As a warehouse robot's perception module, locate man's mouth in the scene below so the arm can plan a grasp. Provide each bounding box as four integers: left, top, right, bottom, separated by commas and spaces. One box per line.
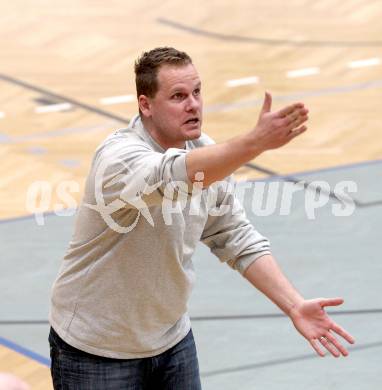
184, 118, 199, 125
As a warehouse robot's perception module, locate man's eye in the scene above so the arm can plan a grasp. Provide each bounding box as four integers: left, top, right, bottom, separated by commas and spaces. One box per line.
172, 93, 183, 100
193, 88, 200, 96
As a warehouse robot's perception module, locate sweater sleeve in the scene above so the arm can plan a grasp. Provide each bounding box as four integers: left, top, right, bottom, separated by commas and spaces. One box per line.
200, 177, 271, 275
91, 139, 193, 209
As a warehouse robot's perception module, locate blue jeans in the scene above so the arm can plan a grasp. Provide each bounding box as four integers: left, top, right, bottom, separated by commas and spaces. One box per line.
49, 327, 202, 390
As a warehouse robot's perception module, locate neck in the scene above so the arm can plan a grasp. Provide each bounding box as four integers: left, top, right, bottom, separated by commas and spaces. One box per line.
141, 116, 185, 150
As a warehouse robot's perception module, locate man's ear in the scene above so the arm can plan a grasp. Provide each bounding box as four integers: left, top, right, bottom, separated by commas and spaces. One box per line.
138, 95, 151, 118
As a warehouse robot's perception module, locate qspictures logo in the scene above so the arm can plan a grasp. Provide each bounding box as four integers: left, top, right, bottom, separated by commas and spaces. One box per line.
83, 157, 164, 233
25, 154, 358, 230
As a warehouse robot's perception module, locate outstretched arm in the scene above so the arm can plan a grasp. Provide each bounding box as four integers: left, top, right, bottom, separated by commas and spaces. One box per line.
186, 92, 308, 187
243, 254, 355, 357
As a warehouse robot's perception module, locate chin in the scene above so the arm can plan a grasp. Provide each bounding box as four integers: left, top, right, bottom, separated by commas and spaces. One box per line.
185, 128, 201, 140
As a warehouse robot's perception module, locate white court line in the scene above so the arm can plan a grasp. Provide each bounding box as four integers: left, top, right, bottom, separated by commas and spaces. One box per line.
348, 58, 381, 69
100, 95, 135, 105
0, 112, 5, 119
35, 103, 72, 113
226, 76, 259, 87
287, 67, 320, 78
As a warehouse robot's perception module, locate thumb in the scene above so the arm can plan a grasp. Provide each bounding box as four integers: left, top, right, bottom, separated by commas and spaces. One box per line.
320, 297, 344, 308
260, 91, 272, 115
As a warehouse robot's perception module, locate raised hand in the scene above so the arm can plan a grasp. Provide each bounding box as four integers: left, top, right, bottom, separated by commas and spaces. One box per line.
289, 297, 355, 357
252, 92, 309, 151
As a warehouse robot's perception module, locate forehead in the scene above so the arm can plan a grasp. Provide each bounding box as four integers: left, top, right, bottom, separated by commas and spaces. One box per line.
156, 64, 200, 92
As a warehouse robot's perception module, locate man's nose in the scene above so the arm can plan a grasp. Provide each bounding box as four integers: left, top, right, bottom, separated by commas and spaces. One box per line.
185, 95, 200, 111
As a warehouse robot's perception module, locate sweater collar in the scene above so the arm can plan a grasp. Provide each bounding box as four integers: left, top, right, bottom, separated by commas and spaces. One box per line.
130, 114, 189, 152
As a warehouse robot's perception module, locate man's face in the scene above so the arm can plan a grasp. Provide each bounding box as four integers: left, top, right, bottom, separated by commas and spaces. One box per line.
141, 63, 203, 149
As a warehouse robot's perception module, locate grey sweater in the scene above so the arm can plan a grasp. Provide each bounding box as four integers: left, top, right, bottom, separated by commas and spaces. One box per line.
49, 115, 271, 358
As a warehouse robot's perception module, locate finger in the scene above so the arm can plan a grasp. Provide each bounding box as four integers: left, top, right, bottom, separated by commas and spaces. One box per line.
287, 125, 307, 140
325, 331, 349, 357
260, 92, 272, 115
286, 115, 308, 132
277, 113, 308, 131
289, 108, 309, 123
276, 102, 304, 118
319, 337, 340, 358
286, 107, 309, 121
320, 297, 344, 308
331, 323, 355, 344
309, 339, 325, 357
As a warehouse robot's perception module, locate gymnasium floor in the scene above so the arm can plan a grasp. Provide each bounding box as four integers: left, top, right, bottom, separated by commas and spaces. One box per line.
1, 1, 381, 389
1, 160, 382, 389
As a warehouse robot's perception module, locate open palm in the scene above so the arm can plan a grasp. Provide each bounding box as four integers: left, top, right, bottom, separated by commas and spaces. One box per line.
290, 298, 355, 357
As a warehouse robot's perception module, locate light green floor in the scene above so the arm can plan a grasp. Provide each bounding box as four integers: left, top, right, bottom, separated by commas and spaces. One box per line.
1, 160, 381, 389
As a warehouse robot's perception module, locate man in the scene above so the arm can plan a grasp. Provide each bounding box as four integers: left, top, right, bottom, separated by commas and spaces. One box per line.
49, 47, 355, 389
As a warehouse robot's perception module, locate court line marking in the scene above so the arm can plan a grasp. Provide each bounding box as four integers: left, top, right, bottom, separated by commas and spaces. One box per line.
35, 102, 72, 113
0, 327, 379, 374
201, 341, 382, 377
1, 72, 381, 186
276, 157, 382, 178
245, 159, 382, 208
0, 335, 50, 367
157, 18, 382, 47
1, 158, 381, 224
348, 57, 381, 69
244, 163, 357, 206
1, 72, 381, 121
3, 308, 380, 325
286, 67, 320, 78
100, 95, 135, 105
0, 73, 130, 123
244, 158, 382, 207
0, 122, 116, 144
205, 78, 382, 113
192, 308, 382, 320
226, 76, 259, 87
